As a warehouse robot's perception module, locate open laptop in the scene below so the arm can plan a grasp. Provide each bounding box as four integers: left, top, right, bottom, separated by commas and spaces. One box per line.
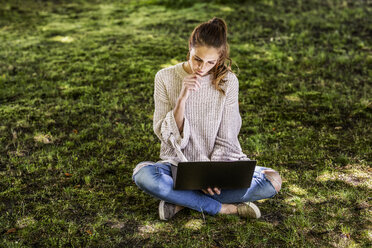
171, 160, 257, 190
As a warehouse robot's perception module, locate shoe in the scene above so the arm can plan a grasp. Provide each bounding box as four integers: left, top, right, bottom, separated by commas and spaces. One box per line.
236, 202, 261, 219
159, 201, 177, 220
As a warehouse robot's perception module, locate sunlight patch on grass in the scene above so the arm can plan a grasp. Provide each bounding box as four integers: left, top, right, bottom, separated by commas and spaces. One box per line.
58, 83, 70, 90
5, 36, 40, 48
127, 5, 168, 27
41, 21, 81, 33
0, 105, 33, 114
16, 216, 36, 229
250, 78, 264, 87
288, 185, 307, 196
306, 194, 328, 204
59, 85, 97, 99
138, 224, 157, 234
360, 99, 371, 108
252, 53, 264, 60
219, 6, 233, 12
50, 36, 75, 43
99, 3, 116, 15
285, 93, 301, 102
184, 219, 203, 230
137, 221, 165, 238
340, 165, 371, 187
16, 119, 30, 129
362, 228, 372, 243
34, 133, 53, 144
160, 58, 181, 68
316, 170, 333, 182
316, 166, 371, 189
8, 150, 26, 157
284, 195, 305, 207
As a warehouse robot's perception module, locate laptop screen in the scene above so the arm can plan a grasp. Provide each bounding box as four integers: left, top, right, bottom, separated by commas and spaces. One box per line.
172, 160, 257, 190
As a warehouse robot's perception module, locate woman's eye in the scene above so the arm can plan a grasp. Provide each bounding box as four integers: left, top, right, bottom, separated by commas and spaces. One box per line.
209, 62, 214, 64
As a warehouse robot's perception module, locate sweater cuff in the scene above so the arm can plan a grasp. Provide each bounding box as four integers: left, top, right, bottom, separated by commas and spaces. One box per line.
179, 116, 190, 149
162, 109, 191, 149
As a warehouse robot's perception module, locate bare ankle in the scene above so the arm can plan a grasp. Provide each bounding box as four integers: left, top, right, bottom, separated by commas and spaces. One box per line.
175, 205, 184, 213
219, 204, 238, 215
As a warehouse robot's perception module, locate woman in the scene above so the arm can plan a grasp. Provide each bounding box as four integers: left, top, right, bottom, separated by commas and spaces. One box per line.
132, 17, 282, 220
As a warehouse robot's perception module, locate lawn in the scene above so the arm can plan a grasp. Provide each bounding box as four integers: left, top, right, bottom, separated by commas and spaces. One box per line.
0, 0, 371, 247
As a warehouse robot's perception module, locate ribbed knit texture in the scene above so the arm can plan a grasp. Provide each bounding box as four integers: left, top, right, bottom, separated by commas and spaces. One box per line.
133, 62, 250, 176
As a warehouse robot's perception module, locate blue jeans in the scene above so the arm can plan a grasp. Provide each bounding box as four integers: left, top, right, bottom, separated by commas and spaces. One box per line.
133, 162, 278, 215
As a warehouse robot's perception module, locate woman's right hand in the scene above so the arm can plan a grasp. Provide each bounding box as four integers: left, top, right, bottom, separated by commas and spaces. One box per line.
178, 74, 201, 101
202, 187, 221, 196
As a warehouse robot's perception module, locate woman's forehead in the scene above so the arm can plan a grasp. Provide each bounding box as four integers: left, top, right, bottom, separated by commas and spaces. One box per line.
191, 46, 219, 61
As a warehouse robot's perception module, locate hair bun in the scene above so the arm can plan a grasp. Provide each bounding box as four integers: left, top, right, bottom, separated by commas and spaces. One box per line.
210, 17, 227, 31
211, 17, 223, 25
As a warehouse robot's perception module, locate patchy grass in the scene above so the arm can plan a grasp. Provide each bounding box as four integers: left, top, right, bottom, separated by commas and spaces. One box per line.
0, 0, 371, 247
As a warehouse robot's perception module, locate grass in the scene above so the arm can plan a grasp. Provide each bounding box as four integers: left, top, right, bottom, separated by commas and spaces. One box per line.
0, 0, 371, 247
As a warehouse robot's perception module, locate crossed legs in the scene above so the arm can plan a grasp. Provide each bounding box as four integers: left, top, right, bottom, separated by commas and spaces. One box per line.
133, 162, 282, 216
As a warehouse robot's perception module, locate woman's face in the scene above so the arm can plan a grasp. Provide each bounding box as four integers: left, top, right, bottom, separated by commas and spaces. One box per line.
188, 46, 220, 76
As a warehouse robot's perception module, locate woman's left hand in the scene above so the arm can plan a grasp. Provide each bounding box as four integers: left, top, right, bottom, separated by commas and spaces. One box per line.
202, 187, 221, 195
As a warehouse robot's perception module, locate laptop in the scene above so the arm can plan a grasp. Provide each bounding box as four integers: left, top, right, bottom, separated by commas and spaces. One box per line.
171, 160, 257, 190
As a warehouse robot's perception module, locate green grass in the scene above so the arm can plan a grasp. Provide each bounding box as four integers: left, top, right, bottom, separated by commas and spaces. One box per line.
0, 0, 371, 247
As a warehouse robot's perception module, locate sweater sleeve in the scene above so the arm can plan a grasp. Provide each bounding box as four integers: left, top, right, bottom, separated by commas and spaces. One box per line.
210, 74, 250, 161
153, 71, 191, 150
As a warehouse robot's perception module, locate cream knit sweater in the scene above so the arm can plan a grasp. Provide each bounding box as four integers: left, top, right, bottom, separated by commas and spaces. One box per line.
133, 62, 250, 176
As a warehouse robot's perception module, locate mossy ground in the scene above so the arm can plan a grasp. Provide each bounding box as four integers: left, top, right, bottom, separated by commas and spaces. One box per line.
0, 0, 371, 247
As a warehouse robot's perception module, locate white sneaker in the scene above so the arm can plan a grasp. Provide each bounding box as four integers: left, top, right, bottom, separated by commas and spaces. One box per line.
236, 202, 261, 218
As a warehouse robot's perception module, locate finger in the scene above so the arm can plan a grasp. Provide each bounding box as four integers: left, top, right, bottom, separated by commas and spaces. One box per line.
184, 83, 198, 91
194, 79, 201, 88
185, 80, 199, 88
185, 78, 200, 87
202, 189, 208, 194
214, 187, 221, 195
187, 84, 199, 91
187, 75, 199, 82
188, 86, 198, 91
191, 82, 200, 89
185, 74, 197, 80
188, 79, 201, 89
207, 188, 214, 195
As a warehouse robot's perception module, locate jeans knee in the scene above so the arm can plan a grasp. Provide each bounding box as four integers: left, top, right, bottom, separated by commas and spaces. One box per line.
133, 166, 156, 192
133, 171, 145, 189
133, 166, 172, 197
263, 170, 282, 193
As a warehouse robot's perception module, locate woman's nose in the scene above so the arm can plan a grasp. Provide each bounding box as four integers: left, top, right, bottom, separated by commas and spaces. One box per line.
198, 62, 206, 70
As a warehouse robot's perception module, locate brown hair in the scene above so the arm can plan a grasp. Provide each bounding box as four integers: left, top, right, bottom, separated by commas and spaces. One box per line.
186, 17, 238, 96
